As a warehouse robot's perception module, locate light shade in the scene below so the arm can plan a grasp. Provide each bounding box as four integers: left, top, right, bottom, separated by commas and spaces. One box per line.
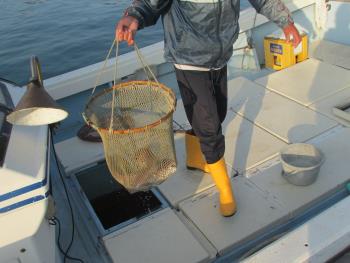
7, 56, 68, 126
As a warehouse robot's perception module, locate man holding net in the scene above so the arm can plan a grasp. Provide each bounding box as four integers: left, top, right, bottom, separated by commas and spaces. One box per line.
116, 0, 301, 217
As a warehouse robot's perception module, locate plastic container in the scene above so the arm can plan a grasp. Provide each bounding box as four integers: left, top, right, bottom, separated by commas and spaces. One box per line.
264, 33, 308, 70
280, 143, 325, 186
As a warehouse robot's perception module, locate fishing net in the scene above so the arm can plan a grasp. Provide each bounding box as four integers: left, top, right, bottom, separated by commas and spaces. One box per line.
83, 41, 177, 193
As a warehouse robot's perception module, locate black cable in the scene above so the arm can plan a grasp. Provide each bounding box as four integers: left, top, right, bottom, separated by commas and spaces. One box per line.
49, 217, 84, 262
49, 126, 85, 263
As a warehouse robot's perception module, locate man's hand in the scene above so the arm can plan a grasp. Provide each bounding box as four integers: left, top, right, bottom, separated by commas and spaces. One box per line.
283, 23, 302, 48
116, 16, 139, 46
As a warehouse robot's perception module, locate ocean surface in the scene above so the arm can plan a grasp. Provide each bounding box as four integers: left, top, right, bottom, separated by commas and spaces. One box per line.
0, 0, 250, 85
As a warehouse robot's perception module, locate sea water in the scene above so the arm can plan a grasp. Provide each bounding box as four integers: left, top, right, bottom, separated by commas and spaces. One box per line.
0, 0, 250, 85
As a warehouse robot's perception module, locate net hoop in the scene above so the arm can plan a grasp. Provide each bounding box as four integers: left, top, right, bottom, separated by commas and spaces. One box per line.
83, 80, 176, 134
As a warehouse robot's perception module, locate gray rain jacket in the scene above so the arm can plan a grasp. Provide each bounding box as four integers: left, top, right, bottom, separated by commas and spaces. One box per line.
125, 0, 293, 68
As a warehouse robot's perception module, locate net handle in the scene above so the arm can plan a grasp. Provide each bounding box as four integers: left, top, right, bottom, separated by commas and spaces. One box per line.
89, 39, 162, 132
109, 40, 119, 132
90, 39, 160, 97
134, 43, 160, 85
91, 39, 116, 96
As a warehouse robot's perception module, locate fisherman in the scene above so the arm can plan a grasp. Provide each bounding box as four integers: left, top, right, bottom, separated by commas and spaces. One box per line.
116, 0, 301, 217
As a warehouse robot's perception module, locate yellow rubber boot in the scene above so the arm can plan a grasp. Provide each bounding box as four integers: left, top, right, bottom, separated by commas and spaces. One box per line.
207, 158, 237, 217
185, 131, 210, 173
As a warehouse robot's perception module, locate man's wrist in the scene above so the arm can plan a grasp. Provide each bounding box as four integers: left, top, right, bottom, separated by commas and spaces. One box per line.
124, 7, 144, 29
280, 16, 294, 29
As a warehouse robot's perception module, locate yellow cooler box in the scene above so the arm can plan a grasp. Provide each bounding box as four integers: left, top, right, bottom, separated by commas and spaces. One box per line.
264, 33, 308, 70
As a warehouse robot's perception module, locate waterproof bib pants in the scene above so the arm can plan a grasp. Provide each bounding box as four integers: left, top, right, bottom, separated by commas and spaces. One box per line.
175, 66, 227, 164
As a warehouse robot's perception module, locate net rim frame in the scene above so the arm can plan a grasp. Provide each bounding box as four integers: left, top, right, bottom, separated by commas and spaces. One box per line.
83, 80, 177, 135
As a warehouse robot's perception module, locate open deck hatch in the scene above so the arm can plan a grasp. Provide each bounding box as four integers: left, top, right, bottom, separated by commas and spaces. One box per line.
75, 161, 164, 230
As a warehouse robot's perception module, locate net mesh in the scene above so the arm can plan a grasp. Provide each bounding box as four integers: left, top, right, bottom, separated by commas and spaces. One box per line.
83, 80, 177, 193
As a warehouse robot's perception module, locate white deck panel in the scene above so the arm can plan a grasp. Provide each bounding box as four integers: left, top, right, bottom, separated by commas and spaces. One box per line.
223, 112, 286, 173
158, 133, 217, 206
309, 40, 350, 70
242, 195, 350, 263
173, 80, 290, 174
164, 95, 218, 206
173, 84, 287, 175
54, 137, 104, 173
161, 88, 287, 205
103, 208, 210, 263
308, 87, 350, 126
227, 77, 337, 143
245, 127, 350, 215
55, 129, 216, 207
178, 176, 286, 254
255, 58, 350, 106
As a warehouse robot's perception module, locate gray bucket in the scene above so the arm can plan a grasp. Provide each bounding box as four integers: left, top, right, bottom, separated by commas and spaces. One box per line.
280, 143, 325, 186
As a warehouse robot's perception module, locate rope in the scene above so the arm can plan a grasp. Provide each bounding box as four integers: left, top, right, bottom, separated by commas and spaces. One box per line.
91, 39, 116, 96
114, 39, 119, 86
36, 62, 43, 84
134, 43, 160, 85
88, 39, 162, 132
109, 39, 119, 132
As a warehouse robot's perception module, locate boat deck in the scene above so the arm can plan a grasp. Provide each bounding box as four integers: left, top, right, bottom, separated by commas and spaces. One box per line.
52, 40, 350, 263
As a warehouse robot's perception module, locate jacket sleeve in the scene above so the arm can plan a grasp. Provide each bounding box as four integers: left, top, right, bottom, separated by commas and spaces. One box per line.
248, 0, 294, 28
124, 0, 172, 29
